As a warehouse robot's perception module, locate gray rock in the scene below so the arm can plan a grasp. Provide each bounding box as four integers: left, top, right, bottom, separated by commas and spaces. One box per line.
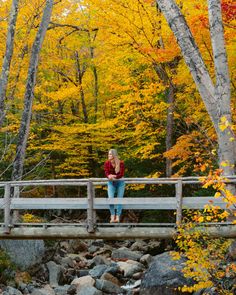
117, 260, 145, 277
104, 262, 120, 275
101, 272, 121, 286
46, 261, 64, 288
112, 247, 143, 261
54, 285, 70, 295
88, 245, 100, 254
89, 264, 108, 278
140, 252, 194, 295
67, 284, 77, 295
146, 241, 161, 255
95, 279, 126, 294
77, 269, 90, 277
2, 286, 23, 295
31, 286, 55, 295
89, 240, 105, 248
61, 256, 75, 268
140, 254, 153, 267
76, 285, 102, 295
130, 241, 148, 252
0, 240, 45, 270
88, 255, 110, 267
94, 245, 113, 256
17, 282, 27, 292
68, 240, 88, 253
25, 284, 36, 293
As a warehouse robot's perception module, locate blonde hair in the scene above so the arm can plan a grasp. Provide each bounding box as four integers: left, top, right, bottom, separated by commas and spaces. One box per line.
109, 149, 120, 173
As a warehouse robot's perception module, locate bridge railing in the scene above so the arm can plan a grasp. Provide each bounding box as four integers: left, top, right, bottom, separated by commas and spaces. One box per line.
0, 177, 236, 234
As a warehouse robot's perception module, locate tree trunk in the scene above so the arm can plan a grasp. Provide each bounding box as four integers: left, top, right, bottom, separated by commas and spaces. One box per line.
153, 62, 175, 177
90, 46, 98, 123
0, 0, 19, 127
207, 0, 234, 176
12, 0, 54, 181
165, 83, 175, 177
156, 0, 235, 176
88, 30, 99, 123
75, 50, 88, 123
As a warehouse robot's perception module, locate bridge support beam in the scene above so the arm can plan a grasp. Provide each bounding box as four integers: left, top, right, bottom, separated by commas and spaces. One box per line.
0, 225, 235, 240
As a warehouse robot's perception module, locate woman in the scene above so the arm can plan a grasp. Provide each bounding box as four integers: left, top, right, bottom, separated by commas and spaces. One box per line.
104, 149, 125, 223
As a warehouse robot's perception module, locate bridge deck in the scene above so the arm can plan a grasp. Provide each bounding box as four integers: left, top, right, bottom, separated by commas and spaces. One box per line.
0, 177, 235, 239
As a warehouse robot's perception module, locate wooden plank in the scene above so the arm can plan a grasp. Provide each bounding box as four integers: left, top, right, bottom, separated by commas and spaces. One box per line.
0, 224, 235, 239
182, 196, 231, 209
0, 221, 232, 227
1, 222, 176, 227
0, 196, 232, 210
0, 197, 177, 210
0, 198, 88, 209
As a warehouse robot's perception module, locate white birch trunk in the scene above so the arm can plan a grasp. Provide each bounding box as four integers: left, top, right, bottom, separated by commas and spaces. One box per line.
156, 0, 235, 176
12, 0, 54, 181
207, 0, 234, 176
0, 0, 19, 127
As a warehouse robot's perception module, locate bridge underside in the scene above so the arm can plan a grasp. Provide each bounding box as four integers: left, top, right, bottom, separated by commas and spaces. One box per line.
0, 223, 236, 240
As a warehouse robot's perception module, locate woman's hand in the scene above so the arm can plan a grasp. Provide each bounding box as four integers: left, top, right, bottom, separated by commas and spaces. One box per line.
108, 174, 116, 180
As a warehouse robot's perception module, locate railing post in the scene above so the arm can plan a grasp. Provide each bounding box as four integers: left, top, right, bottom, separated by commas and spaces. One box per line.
4, 184, 11, 234
92, 184, 96, 226
176, 180, 183, 226
12, 185, 20, 223
87, 180, 96, 233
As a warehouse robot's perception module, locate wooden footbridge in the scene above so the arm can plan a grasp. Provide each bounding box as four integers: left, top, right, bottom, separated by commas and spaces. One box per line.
0, 177, 236, 239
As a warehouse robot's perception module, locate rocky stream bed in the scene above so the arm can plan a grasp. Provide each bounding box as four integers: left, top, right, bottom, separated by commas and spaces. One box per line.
0, 238, 235, 295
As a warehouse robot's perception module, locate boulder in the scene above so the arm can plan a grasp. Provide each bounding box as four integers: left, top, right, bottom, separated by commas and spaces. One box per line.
46, 261, 64, 288
54, 285, 71, 295
87, 255, 110, 267
95, 279, 126, 294
100, 272, 122, 286
140, 254, 153, 267
117, 260, 145, 277
130, 240, 148, 252
140, 251, 194, 295
89, 265, 108, 278
0, 240, 45, 270
71, 275, 95, 288
68, 240, 88, 253
2, 286, 23, 295
31, 284, 55, 295
112, 247, 143, 261
76, 285, 102, 295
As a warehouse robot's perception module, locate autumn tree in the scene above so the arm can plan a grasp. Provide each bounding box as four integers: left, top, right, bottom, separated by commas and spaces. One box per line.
156, 0, 235, 178
12, 0, 54, 181
0, 0, 19, 127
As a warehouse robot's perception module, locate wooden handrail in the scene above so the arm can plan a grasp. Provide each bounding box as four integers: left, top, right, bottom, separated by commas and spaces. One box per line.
1, 175, 236, 186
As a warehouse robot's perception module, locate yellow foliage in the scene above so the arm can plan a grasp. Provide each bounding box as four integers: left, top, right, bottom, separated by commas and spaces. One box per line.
22, 213, 44, 223
173, 170, 236, 293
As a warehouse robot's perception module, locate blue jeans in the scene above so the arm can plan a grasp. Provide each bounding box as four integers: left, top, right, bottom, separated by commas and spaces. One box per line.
107, 180, 125, 216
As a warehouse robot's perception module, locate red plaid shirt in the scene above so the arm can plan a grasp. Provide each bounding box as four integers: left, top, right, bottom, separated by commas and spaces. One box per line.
104, 160, 125, 179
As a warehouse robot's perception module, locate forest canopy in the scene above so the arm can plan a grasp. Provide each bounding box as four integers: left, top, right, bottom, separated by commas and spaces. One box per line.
0, 0, 235, 180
